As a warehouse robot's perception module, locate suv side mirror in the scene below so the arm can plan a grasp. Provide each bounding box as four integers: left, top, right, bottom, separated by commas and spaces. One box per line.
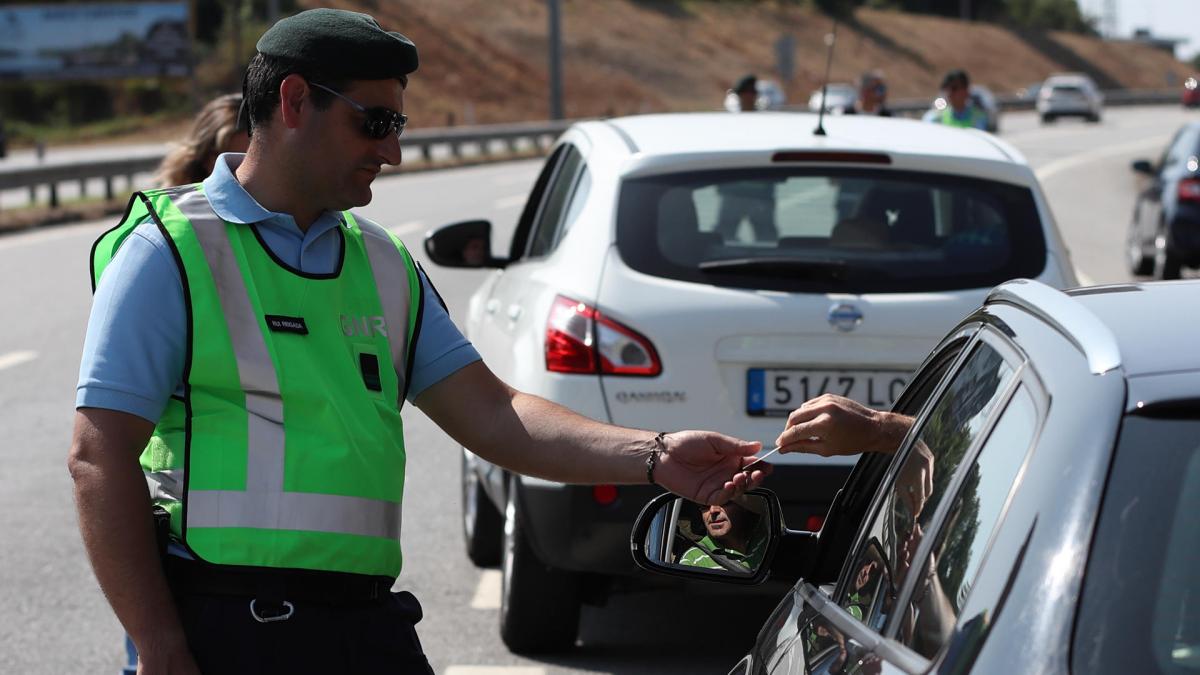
424, 220, 506, 269
1131, 159, 1156, 175
631, 489, 788, 585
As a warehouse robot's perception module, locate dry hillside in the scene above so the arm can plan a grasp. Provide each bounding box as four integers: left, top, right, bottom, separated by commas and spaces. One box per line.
323, 0, 1190, 126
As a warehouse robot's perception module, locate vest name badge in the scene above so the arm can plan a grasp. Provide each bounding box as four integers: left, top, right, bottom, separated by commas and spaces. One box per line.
265, 315, 310, 335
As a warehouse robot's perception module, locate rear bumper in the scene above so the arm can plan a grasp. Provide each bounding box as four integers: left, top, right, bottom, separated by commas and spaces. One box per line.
515, 463, 853, 576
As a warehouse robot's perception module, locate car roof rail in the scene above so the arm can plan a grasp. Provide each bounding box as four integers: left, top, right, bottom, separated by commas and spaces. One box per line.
986, 279, 1122, 375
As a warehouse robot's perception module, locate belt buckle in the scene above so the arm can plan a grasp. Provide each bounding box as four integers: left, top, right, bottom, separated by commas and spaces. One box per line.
249, 598, 295, 623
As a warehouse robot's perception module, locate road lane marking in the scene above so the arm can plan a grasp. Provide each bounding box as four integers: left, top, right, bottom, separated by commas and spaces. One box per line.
390, 220, 426, 235
0, 351, 37, 371
446, 662, 549, 667
1075, 269, 1095, 286
469, 569, 502, 609
1035, 135, 1171, 182
493, 194, 527, 210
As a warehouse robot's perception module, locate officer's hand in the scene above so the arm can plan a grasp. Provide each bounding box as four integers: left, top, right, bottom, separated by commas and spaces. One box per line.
656, 430, 770, 505
775, 394, 912, 457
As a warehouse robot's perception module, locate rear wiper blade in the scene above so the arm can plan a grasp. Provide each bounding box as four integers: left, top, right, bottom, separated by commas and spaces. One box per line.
698, 256, 853, 281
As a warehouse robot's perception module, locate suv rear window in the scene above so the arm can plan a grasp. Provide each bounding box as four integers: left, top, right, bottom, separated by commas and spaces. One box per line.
615, 168, 1047, 294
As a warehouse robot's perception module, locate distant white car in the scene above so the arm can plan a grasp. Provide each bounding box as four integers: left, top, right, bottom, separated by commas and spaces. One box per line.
425, 112, 1078, 653
808, 83, 857, 113
1038, 73, 1103, 123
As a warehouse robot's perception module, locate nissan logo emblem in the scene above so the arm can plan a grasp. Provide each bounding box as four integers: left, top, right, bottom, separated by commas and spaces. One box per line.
828, 303, 863, 332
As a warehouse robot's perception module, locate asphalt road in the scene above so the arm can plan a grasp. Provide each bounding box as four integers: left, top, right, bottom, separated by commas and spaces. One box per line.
0, 105, 1196, 674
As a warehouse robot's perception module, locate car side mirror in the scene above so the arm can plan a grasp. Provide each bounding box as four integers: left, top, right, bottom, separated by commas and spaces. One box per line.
424, 220, 506, 269
630, 489, 785, 585
1131, 159, 1156, 175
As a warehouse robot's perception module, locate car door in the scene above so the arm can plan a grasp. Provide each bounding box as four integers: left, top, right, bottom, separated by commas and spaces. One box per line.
785, 328, 1044, 674
1138, 128, 1189, 245
746, 328, 975, 675
471, 142, 587, 380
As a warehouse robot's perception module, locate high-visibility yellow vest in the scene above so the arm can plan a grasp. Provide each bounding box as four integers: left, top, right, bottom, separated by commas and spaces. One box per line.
91, 184, 422, 577
940, 105, 982, 129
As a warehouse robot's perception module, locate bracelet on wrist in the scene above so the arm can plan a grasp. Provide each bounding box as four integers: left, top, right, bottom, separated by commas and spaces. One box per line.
646, 432, 667, 486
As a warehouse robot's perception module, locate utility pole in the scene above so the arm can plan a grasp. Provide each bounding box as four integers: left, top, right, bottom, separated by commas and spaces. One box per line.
959, 0, 970, 21
1102, 0, 1118, 38
547, 0, 563, 120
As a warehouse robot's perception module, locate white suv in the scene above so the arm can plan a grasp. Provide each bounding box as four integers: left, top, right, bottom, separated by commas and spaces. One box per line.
1037, 73, 1104, 123
425, 111, 1077, 653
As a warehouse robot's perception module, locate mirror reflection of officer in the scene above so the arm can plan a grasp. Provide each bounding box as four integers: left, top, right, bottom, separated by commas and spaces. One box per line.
70, 9, 771, 674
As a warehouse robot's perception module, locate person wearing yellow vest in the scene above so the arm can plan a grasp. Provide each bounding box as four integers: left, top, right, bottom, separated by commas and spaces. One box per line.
922, 70, 988, 131
68, 9, 772, 675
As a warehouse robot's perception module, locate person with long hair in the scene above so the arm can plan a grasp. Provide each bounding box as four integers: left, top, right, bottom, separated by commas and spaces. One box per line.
155, 93, 250, 186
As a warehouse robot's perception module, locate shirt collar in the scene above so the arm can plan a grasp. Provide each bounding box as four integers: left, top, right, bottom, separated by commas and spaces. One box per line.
201, 153, 347, 235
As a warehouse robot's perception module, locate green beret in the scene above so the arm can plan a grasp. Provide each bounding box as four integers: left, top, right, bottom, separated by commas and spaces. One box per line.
256, 8, 418, 85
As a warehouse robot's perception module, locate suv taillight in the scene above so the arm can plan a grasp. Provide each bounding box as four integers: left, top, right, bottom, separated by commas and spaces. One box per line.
1179, 178, 1200, 203
545, 295, 662, 376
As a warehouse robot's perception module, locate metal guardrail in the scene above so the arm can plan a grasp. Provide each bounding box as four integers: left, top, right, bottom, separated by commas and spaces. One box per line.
0, 91, 1182, 211
0, 119, 576, 210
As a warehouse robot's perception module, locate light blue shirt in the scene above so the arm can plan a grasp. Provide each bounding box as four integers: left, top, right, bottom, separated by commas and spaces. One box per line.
77, 154, 480, 422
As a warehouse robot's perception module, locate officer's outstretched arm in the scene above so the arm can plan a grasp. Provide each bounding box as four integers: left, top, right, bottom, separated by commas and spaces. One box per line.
68, 407, 201, 675
415, 361, 769, 505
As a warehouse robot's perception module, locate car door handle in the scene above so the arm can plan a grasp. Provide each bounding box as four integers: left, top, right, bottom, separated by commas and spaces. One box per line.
485, 299, 500, 315
507, 304, 522, 321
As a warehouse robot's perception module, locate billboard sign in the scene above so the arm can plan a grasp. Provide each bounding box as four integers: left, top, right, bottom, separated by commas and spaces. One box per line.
0, 2, 191, 80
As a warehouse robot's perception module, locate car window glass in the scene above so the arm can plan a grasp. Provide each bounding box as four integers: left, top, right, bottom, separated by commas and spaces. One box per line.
1074, 415, 1200, 675
508, 145, 568, 261
1174, 127, 1200, 168
1161, 129, 1186, 169
559, 164, 592, 239
897, 385, 1037, 659
837, 342, 1016, 633
527, 146, 584, 258
617, 168, 1045, 295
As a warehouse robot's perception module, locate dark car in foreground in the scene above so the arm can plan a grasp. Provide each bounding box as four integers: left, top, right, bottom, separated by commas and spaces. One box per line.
633, 278, 1200, 674
1129, 121, 1200, 279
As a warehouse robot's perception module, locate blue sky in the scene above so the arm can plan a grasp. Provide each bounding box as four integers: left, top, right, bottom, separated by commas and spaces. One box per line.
1079, 0, 1200, 60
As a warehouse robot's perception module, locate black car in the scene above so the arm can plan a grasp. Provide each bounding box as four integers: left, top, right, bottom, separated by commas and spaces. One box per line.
1129, 121, 1200, 279
633, 278, 1200, 674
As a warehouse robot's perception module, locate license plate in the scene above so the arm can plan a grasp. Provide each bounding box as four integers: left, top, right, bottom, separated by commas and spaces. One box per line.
746, 369, 909, 416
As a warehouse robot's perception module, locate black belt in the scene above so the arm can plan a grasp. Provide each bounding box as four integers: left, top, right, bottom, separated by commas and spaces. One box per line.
165, 557, 394, 606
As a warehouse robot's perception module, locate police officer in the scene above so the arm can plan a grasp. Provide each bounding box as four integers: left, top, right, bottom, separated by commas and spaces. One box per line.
68, 9, 769, 674
922, 69, 987, 130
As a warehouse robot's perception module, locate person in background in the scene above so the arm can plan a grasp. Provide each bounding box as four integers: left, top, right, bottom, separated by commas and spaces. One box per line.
154, 93, 250, 186
846, 70, 892, 117
727, 74, 759, 112
922, 70, 987, 130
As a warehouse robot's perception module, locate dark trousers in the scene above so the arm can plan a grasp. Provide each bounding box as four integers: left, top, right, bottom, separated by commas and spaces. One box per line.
175, 589, 434, 674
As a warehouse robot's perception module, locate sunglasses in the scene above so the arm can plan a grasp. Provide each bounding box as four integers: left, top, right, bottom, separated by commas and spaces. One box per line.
309, 82, 408, 140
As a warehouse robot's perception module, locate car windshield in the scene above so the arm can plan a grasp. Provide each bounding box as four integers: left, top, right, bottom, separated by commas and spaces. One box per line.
1073, 412, 1200, 675
615, 167, 1047, 294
